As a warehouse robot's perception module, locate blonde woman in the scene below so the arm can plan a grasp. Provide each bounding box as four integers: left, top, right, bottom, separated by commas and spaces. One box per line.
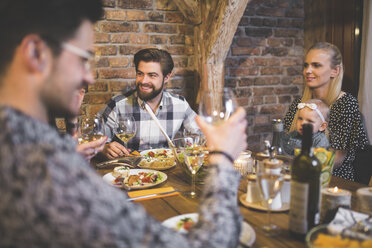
284, 42, 368, 181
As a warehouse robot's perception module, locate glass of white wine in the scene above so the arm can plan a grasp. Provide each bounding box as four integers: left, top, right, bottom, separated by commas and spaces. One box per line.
115, 116, 137, 146
183, 148, 205, 198
79, 117, 105, 144
198, 88, 238, 125
256, 160, 285, 235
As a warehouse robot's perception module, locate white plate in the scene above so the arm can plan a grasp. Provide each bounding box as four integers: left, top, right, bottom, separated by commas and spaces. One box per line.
162, 213, 256, 247
102, 169, 167, 190
239, 194, 289, 212
138, 149, 176, 170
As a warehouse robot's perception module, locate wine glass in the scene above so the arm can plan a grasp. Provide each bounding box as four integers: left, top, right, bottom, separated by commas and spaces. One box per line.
198, 88, 238, 125
183, 147, 205, 198
115, 116, 137, 146
79, 117, 105, 144
256, 160, 285, 235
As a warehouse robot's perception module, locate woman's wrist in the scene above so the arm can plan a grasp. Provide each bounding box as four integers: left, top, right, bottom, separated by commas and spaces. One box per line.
208, 150, 235, 164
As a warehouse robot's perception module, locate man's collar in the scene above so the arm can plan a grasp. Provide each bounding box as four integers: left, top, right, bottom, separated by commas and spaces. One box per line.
136, 90, 167, 111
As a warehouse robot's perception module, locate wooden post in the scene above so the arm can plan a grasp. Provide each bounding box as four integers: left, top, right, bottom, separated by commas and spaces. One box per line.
174, 0, 250, 100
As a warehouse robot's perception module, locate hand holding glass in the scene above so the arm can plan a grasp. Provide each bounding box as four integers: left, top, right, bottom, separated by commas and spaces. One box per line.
184, 148, 205, 198
198, 88, 238, 125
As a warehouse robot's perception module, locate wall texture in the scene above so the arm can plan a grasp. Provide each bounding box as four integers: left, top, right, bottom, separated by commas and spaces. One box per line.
76, 0, 304, 152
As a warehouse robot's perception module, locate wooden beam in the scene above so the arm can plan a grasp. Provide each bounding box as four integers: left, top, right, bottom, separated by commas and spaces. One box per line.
173, 0, 201, 25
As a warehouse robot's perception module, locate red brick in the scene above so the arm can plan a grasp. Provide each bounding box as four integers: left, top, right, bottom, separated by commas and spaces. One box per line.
245, 27, 273, 37
256, 7, 286, 17
118, 0, 152, 9
88, 81, 108, 92
287, 66, 302, 76
167, 79, 185, 89
111, 33, 130, 43
126, 10, 147, 21
119, 45, 150, 55
165, 12, 183, 23
274, 29, 300, 38
147, 11, 164, 22
260, 67, 283, 75
110, 81, 136, 92
274, 86, 299, 95
94, 33, 110, 43
98, 68, 136, 79
102, 0, 115, 7
156, 0, 178, 10
238, 58, 254, 67
254, 77, 281, 85
253, 96, 264, 105
150, 35, 168, 44
165, 46, 193, 55
262, 47, 288, 56
95, 45, 117, 56
255, 115, 270, 125
172, 57, 188, 67
231, 47, 260, 56
144, 24, 177, 34
179, 25, 194, 35
264, 95, 277, 104
260, 105, 286, 114
238, 78, 255, 86
280, 58, 302, 66
87, 104, 108, 116
105, 10, 126, 20
281, 38, 294, 46
229, 67, 258, 77
253, 87, 274, 96
267, 38, 281, 47
286, 8, 304, 18
254, 58, 280, 66
170, 35, 185, 44
93, 57, 109, 68
173, 68, 195, 76
130, 34, 149, 44
279, 95, 292, 104
109, 57, 130, 68
100, 22, 139, 32
84, 93, 113, 104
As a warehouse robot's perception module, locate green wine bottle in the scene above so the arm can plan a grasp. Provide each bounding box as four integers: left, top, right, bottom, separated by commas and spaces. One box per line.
289, 124, 321, 240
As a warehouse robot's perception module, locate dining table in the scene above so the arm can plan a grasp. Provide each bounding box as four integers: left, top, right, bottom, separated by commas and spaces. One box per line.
95, 160, 368, 248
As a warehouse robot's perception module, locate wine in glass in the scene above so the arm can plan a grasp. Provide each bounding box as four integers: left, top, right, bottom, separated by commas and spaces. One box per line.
79, 117, 105, 144
256, 160, 284, 235
198, 88, 238, 125
183, 148, 205, 198
115, 116, 137, 145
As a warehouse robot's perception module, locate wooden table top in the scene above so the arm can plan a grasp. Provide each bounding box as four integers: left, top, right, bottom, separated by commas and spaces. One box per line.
95, 164, 367, 248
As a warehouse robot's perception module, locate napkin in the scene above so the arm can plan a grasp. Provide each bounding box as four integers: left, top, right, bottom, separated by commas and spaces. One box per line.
328, 207, 372, 240
128, 187, 180, 202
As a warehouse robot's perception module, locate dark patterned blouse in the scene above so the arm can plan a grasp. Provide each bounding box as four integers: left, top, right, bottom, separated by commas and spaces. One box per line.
0, 106, 242, 247
284, 93, 369, 181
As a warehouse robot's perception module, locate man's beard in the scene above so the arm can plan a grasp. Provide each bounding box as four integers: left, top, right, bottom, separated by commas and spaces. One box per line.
136, 80, 164, 101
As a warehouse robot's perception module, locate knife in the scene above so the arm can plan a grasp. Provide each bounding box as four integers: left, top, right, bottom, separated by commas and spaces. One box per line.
127, 190, 180, 201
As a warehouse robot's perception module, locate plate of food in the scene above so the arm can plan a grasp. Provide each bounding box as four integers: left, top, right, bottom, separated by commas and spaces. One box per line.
137, 149, 176, 170
162, 213, 256, 247
103, 167, 167, 190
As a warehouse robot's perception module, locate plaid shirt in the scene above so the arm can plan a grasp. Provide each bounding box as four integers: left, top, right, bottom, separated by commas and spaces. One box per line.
99, 90, 199, 151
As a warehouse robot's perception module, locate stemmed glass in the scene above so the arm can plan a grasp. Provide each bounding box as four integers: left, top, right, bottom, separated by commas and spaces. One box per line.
183, 147, 205, 198
256, 160, 285, 235
198, 88, 238, 125
79, 117, 105, 144
115, 116, 137, 146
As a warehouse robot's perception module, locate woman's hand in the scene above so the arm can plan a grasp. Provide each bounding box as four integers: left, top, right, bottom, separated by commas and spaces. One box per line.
196, 107, 248, 164
76, 137, 108, 161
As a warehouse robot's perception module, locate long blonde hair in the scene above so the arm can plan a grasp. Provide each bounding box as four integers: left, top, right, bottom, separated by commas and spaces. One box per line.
289, 42, 343, 132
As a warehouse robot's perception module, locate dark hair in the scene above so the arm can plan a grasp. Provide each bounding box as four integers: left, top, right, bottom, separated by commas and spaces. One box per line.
0, 0, 103, 75
134, 48, 174, 77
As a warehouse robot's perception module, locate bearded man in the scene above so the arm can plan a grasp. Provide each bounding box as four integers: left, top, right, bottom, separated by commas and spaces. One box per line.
99, 48, 199, 159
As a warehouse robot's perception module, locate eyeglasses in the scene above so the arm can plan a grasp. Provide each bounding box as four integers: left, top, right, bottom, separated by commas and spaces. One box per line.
62, 43, 94, 71
297, 103, 326, 123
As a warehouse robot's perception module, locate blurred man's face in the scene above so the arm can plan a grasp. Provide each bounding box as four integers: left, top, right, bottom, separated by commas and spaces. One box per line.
41, 20, 95, 119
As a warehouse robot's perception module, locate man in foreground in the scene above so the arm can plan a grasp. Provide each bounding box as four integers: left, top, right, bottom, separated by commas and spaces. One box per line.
0, 0, 248, 247
100, 48, 199, 159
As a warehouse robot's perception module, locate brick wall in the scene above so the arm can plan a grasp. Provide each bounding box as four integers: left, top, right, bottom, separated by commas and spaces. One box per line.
78, 0, 304, 152
225, 0, 304, 151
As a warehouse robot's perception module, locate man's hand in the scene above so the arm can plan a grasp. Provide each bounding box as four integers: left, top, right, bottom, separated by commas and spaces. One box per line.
76, 137, 108, 161
101, 141, 131, 160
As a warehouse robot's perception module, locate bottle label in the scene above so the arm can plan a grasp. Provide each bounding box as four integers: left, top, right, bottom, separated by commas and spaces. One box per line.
289, 180, 309, 234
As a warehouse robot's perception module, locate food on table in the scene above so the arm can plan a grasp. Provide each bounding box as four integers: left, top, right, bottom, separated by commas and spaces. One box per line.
125, 171, 162, 186
139, 149, 176, 169
175, 217, 195, 232
313, 233, 372, 248
112, 166, 130, 178
129, 150, 141, 156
